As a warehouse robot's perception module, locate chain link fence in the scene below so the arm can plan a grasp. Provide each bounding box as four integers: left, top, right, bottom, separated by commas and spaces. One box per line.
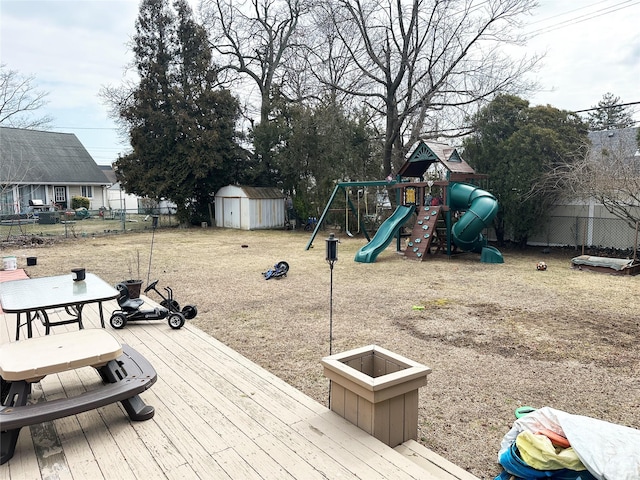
528, 215, 640, 256
0, 207, 180, 241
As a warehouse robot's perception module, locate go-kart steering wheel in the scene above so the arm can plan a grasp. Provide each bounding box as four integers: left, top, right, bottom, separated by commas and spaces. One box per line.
144, 279, 159, 293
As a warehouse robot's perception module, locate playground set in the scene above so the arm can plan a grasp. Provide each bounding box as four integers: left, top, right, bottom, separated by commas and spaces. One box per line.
305, 140, 504, 264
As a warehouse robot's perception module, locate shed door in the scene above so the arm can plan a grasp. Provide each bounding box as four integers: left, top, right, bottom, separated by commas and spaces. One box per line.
224, 197, 241, 229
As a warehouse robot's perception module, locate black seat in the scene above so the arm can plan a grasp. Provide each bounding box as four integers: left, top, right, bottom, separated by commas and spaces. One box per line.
115, 283, 144, 311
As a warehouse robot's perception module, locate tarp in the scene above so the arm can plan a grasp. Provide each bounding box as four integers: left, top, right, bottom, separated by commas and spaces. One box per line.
571, 255, 636, 271
498, 407, 640, 480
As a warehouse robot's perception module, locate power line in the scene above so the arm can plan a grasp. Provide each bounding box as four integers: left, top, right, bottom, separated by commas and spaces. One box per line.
525, 0, 640, 38
526, 0, 614, 26
572, 101, 640, 114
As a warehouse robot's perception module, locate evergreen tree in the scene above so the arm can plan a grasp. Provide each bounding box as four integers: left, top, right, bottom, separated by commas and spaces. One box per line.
587, 92, 635, 131
463, 94, 588, 247
115, 0, 240, 224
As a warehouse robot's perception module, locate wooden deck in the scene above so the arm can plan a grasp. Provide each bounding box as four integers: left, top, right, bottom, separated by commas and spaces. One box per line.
1, 296, 478, 479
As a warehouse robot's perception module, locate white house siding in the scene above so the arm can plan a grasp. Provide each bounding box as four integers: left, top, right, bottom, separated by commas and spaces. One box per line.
107, 184, 140, 213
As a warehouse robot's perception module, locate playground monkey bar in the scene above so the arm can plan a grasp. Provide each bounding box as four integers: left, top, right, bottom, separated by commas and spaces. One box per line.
304, 180, 397, 251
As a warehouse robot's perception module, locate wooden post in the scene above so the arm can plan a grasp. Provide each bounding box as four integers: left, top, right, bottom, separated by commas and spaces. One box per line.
634, 221, 639, 264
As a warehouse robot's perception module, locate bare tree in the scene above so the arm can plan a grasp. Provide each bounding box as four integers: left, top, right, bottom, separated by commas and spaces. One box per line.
199, 0, 310, 125
0, 64, 53, 129
311, 0, 540, 175
0, 140, 36, 239
545, 129, 640, 229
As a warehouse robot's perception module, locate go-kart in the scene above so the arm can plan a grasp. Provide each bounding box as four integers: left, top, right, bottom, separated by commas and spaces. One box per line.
109, 280, 197, 330
262, 261, 289, 280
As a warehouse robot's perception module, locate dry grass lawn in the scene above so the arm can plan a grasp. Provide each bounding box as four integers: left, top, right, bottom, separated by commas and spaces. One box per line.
3, 227, 639, 479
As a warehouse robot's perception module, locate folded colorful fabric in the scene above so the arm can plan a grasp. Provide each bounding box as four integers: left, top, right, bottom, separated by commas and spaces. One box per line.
498, 443, 597, 480
516, 431, 586, 471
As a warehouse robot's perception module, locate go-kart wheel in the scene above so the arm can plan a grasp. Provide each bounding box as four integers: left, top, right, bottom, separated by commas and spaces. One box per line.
110, 313, 127, 329
275, 261, 289, 273
168, 312, 185, 329
182, 305, 197, 320
160, 299, 180, 312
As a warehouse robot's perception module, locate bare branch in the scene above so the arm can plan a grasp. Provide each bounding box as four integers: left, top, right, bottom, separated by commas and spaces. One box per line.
0, 64, 53, 129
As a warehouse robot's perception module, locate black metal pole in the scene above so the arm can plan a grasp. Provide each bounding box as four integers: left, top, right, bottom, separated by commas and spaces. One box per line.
326, 233, 339, 408
329, 262, 334, 355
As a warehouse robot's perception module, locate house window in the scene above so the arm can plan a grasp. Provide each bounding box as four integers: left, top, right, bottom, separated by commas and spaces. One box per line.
81, 186, 93, 198
54, 187, 66, 203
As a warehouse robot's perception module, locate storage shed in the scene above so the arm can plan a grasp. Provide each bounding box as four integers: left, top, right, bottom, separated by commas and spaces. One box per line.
214, 185, 285, 230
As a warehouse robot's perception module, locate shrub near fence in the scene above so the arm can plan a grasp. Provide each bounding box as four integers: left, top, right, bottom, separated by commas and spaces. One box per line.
528, 216, 640, 254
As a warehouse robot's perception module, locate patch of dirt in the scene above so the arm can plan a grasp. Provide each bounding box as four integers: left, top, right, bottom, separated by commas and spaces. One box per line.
3, 229, 639, 479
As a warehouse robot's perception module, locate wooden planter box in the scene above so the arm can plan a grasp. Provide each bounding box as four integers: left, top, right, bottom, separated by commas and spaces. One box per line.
321, 345, 431, 447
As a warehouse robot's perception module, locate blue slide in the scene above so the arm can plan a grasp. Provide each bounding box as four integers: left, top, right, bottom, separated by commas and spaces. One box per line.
354, 205, 414, 263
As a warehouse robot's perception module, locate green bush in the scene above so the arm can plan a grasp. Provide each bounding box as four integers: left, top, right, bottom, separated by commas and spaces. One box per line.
71, 196, 90, 209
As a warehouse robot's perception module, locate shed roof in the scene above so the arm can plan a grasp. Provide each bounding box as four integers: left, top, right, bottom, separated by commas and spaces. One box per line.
0, 127, 109, 185
215, 185, 285, 199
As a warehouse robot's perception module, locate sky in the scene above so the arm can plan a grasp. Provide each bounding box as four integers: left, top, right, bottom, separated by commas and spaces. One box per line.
1, 0, 639, 166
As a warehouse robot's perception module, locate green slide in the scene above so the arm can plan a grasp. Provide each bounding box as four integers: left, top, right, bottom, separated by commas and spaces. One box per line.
449, 182, 500, 255
354, 205, 414, 263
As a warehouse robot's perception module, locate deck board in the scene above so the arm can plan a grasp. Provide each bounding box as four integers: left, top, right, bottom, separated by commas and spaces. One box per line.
1, 296, 477, 479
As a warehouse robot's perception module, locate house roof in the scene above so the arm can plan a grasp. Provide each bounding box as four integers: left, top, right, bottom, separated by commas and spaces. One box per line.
588, 127, 639, 161
0, 127, 110, 185
99, 165, 117, 184
397, 140, 475, 178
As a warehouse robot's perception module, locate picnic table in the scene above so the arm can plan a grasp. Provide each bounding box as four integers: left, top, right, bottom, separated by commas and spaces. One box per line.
0, 329, 157, 464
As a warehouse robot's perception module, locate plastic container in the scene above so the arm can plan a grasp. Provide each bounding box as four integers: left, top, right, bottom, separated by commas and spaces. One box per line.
2, 256, 17, 271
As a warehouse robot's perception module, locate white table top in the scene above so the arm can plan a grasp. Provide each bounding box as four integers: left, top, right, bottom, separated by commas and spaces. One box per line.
0, 273, 119, 313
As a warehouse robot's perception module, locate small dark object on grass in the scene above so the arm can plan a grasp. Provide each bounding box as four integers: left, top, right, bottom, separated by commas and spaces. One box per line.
263, 261, 289, 280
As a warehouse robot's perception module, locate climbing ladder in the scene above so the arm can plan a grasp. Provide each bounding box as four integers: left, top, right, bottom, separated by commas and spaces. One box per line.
404, 206, 442, 261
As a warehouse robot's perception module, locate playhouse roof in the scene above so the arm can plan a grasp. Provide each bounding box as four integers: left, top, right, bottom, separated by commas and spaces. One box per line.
397, 140, 475, 178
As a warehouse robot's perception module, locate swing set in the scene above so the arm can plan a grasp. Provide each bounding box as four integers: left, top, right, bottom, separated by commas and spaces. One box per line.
304, 180, 397, 250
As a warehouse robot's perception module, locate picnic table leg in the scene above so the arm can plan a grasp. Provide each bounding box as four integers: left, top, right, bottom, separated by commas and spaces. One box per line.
98, 356, 155, 421
0, 379, 32, 465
